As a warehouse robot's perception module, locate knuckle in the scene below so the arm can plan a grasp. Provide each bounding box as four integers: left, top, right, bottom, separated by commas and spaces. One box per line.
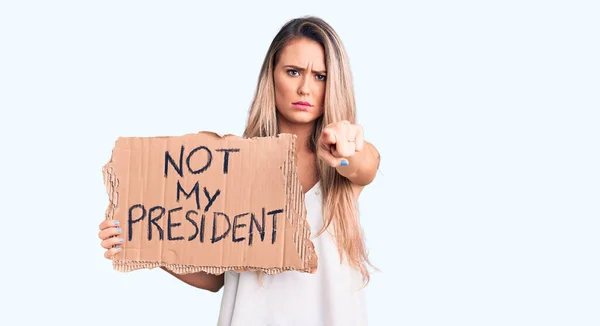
102, 238, 115, 249
99, 229, 114, 240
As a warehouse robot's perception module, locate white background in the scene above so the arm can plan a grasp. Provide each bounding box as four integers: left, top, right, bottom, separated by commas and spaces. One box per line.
1, 1, 599, 325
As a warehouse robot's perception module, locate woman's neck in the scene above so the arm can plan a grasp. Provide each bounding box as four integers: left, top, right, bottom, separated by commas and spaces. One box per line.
277, 117, 319, 189
277, 118, 315, 154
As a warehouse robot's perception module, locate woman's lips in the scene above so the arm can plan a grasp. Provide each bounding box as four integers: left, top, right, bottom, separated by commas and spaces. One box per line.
292, 101, 313, 111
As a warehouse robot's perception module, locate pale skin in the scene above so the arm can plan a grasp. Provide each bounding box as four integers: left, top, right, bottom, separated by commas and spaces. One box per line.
97, 36, 380, 293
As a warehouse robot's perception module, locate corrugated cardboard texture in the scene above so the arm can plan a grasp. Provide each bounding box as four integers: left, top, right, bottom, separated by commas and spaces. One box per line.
102, 131, 317, 275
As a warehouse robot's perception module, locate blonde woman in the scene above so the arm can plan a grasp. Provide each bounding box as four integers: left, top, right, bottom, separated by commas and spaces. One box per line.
98, 16, 381, 326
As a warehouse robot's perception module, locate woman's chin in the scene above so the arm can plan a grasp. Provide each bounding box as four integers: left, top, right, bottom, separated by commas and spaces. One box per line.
278, 109, 322, 125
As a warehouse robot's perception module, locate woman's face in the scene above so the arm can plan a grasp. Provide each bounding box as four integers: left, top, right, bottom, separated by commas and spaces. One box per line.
273, 37, 327, 126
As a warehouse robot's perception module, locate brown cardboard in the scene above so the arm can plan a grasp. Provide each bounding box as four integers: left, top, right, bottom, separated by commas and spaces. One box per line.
102, 131, 317, 275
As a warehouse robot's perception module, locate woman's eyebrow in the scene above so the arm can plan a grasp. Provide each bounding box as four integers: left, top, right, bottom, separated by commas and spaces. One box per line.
283, 65, 327, 75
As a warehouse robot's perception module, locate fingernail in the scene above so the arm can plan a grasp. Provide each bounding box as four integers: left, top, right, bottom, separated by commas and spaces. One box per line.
340, 160, 349, 166
113, 220, 119, 226
117, 228, 122, 233
119, 238, 124, 243
115, 247, 121, 252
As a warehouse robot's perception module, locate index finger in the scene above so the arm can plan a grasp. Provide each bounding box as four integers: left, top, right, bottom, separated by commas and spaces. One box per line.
99, 219, 120, 230
320, 128, 337, 145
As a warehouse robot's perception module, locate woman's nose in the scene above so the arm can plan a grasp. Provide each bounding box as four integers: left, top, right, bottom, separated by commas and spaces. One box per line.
298, 77, 310, 95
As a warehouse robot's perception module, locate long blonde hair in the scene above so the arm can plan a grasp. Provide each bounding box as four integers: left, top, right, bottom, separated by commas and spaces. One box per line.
243, 16, 373, 284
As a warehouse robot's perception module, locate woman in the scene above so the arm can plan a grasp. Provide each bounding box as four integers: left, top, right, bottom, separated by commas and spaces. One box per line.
98, 16, 380, 325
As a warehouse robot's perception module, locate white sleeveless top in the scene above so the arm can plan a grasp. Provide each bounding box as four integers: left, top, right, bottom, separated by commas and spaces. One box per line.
217, 182, 368, 326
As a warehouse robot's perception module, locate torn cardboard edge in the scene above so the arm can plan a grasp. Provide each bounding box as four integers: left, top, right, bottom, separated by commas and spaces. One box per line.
102, 131, 318, 275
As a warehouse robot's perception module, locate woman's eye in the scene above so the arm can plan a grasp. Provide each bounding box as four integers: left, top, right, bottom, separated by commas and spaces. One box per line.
287, 69, 299, 76
317, 74, 327, 81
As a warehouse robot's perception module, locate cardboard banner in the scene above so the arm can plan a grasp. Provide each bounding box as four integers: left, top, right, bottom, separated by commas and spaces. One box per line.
102, 131, 317, 275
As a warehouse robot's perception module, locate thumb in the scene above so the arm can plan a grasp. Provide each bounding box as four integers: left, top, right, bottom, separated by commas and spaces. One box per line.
317, 144, 349, 168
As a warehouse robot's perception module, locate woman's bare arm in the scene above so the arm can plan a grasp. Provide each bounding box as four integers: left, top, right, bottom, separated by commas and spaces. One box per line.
160, 267, 224, 293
